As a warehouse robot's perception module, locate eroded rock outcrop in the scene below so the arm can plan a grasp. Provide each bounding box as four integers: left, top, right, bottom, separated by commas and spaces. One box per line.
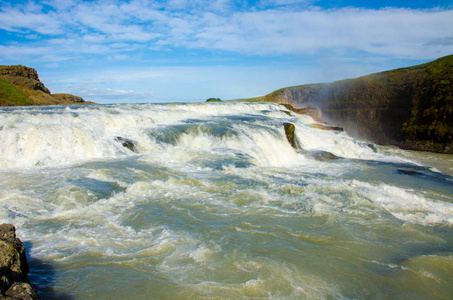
283, 123, 302, 150
249, 55, 453, 154
281, 104, 323, 123
282, 122, 341, 161
52, 93, 86, 104
0, 224, 39, 299
0, 65, 93, 107
0, 66, 50, 94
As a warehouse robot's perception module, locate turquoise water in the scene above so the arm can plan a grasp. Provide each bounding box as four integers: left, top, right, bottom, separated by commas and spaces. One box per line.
0, 103, 452, 299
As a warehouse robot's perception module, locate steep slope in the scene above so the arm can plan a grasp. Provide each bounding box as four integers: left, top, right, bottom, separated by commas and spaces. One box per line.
248, 55, 453, 154
0, 65, 94, 106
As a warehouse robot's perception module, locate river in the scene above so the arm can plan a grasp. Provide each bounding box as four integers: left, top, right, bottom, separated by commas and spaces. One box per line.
0, 102, 452, 299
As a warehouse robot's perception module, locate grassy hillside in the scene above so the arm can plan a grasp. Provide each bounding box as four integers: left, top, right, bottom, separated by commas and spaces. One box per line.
245, 55, 453, 154
0, 78, 33, 106
0, 65, 94, 107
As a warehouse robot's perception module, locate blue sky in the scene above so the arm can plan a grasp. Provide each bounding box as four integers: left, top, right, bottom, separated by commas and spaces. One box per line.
1, 0, 452, 104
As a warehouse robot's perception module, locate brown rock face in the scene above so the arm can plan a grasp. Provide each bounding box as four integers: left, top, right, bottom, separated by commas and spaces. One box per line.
52, 93, 86, 103
252, 55, 453, 154
283, 123, 302, 150
0, 65, 40, 81
0, 224, 39, 299
0, 65, 93, 107
5, 282, 40, 300
0, 65, 51, 94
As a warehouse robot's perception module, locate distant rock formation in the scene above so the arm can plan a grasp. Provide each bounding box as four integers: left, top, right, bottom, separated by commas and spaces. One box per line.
206, 98, 222, 102
0, 65, 94, 107
52, 93, 86, 104
0, 224, 39, 299
248, 55, 453, 154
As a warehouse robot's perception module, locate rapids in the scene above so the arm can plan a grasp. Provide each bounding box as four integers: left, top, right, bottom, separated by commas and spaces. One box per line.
0, 102, 452, 299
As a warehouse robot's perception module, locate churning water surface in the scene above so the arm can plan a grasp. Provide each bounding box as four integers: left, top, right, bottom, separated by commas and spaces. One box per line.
0, 102, 452, 299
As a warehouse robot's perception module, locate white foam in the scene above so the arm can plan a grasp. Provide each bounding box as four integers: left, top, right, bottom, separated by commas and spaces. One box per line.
1, 102, 413, 170
180, 257, 342, 299
0, 103, 289, 169
351, 181, 453, 226
1, 102, 452, 299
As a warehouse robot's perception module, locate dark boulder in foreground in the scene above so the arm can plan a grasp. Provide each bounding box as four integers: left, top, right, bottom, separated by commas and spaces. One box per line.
0, 224, 39, 299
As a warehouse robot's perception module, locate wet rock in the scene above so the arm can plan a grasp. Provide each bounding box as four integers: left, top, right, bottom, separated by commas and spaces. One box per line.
397, 169, 423, 176
0, 225, 28, 287
0, 224, 39, 299
367, 143, 378, 152
0, 224, 16, 242
280, 105, 343, 131
283, 123, 302, 150
311, 123, 344, 132
115, 137, 138, 153
282, 104, 323, 122
282, 110, 292, 117
309, 151, 340, 161
5, 282, 39, 300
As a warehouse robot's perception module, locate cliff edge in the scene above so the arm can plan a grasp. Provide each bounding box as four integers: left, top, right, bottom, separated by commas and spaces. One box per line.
249, 55, 453, 154
0, 65, 94, 107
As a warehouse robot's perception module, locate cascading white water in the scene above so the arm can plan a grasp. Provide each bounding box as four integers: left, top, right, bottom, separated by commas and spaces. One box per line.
0, 102, 452, 299
0, 102, 395, 169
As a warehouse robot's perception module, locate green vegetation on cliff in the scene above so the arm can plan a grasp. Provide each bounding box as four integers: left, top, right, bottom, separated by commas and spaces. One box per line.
206, 98, 222, 102
247, 55, 453, 154
0, 65, 93, 107
0, 78, 33, 106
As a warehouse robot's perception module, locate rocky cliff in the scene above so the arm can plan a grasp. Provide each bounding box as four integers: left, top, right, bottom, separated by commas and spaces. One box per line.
0, 65, 94, 107
250, 55, 453, 154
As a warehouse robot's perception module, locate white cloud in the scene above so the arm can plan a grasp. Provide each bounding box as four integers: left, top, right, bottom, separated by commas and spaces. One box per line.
0, 7, 61, 34
1, 1, 452, 65
0, 45, 55, 58
42, 0, 78, 10
260, 0, 312, 6
183, 7, 453, 58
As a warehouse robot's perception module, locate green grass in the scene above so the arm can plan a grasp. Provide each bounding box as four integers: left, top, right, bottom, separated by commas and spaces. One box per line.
243, 55, 453, 153
0, 78, 32, 106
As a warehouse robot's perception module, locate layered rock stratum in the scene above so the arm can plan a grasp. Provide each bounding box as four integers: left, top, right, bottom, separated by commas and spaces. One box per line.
0, 65, 93, 107
246, 55, 453, 154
